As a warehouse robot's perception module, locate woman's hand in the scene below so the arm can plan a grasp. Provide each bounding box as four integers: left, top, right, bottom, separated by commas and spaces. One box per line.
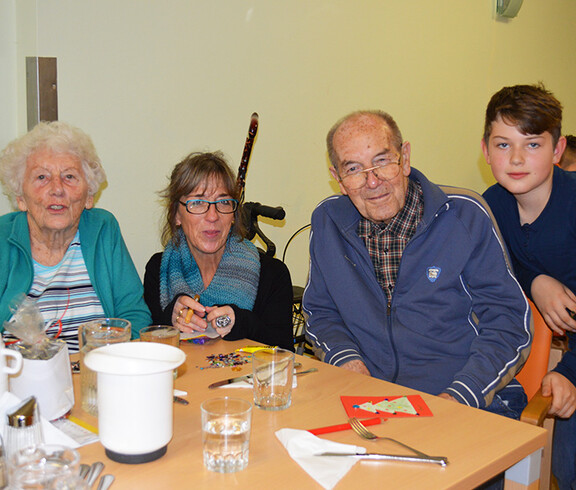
531, 274, 576, 334
172, 295, 207, 333
542, 371, 576, 419
206, 305, 235, 337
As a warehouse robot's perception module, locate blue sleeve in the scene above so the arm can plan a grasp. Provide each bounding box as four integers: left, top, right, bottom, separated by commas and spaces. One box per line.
444, 201, 532, 408
553, 333, 576, 386
303, 210, 365, 367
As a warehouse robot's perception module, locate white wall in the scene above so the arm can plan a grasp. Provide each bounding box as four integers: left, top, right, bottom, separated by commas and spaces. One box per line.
0, 0, 17, 151
2, 0, 576, 288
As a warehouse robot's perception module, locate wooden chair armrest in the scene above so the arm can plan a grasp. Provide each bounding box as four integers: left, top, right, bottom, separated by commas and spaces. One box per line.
520, 388, 552, 426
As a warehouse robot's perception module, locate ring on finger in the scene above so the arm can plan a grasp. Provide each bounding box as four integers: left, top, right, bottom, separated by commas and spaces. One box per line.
215, 315, 232, 328
176, 308, 183, 321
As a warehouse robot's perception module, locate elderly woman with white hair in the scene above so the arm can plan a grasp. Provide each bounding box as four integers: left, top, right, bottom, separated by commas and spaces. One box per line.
0, 121, 151, 352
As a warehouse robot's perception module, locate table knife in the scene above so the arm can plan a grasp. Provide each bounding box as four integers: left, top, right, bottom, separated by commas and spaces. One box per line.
318, 452, 448, 466
209, 374, 253, 389
208, 367, 317, 389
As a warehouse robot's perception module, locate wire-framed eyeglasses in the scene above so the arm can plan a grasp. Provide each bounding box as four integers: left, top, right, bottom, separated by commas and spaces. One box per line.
339, 161, 402, 190
179, 198, 239, 215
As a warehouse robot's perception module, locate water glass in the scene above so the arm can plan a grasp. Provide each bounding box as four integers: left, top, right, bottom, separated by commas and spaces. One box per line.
201, 397, 252, 473
140, 325, 182, 378
8, 444, 80, 489
79, 318, 131, 416
139, 326, 179, 347
252, 348, 294, 410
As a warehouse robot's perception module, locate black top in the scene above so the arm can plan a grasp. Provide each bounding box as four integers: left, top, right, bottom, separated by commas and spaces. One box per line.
144, 251, 295, 351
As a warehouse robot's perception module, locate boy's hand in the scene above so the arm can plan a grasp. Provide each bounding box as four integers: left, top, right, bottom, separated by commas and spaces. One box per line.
531, 275, 576, 334
542, 371, 576, 418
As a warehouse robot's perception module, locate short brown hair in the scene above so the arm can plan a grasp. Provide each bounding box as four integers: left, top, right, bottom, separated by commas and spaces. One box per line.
326, 110, 403, 167
483, 83, 563, 145
160, 151, 245, 246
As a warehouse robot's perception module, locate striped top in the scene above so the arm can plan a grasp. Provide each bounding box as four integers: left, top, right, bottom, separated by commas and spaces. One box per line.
3, 231, 104, 353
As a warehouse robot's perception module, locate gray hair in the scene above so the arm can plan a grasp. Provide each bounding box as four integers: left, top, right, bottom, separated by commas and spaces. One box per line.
326, 110, 403, 167
0, 121, 107, 204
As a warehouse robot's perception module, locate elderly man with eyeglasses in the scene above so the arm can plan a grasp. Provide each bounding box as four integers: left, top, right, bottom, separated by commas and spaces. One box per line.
303, 110, 532, 419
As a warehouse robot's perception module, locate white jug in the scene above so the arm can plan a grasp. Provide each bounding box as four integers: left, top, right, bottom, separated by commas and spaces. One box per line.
9, 340, 73, 421
84, 342, 186, 464
0, 341, 22, 396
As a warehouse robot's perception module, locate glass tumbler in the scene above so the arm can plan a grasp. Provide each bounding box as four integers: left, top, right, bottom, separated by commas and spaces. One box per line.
79, 318, 131, 416
8, 444, 80, 489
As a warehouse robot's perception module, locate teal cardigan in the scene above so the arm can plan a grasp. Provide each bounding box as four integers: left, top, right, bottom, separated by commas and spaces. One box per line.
0, 208, 151, 338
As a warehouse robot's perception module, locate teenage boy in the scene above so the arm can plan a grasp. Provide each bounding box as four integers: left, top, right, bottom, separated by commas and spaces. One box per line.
482, 84, 576, 490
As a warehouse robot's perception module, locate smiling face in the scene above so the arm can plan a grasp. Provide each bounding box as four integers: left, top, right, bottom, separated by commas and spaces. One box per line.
17, 148, 93, 241
330, 114, 411, 224
482, 116, 566, 199
175, 177, 234, 264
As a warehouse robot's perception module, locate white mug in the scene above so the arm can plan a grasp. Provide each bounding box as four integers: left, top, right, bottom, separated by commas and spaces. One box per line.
0, 341, 23, 396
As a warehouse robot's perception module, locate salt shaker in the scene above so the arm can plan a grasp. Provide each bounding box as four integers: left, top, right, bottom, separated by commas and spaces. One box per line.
4, 396, 44, 459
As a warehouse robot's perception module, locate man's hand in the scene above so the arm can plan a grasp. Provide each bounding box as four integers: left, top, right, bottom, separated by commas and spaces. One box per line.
341, 359, 371, 376
542, 371, 576, 419
531, 274, 576, 334
437, 393, 457, 402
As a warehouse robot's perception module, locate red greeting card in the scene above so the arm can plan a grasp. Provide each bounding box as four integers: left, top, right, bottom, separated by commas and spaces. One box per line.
341, 395, 433, 419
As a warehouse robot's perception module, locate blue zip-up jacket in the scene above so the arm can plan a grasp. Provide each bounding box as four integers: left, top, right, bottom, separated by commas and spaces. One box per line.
0, 208, 151, 339
304, 168, 532, 409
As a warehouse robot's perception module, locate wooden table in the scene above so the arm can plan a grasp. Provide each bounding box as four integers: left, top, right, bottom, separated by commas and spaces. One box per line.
73, 340, 547, 489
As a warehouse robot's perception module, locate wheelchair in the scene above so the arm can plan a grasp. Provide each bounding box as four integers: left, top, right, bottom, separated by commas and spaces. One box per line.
242, 202, 311, 355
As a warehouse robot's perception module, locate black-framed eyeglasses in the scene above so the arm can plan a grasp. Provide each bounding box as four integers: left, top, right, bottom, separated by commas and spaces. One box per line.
339, 160, 402, 190
179, 199, 239, 215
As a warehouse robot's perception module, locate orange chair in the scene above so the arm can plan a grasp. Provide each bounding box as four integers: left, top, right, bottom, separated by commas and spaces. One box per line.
511, 299, 555, 489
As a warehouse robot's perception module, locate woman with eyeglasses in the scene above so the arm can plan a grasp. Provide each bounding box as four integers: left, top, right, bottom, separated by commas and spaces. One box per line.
144, 151, 294, 350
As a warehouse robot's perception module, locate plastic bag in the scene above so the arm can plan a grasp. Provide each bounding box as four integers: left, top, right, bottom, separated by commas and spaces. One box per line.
3, 295, 60, 360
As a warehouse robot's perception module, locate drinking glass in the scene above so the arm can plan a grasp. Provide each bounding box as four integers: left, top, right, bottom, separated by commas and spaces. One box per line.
201, 397, 252, 473
79, 318, 131, 416
139, 326, 179, 347
8, 444, 80, 489
252, 348, 294, 410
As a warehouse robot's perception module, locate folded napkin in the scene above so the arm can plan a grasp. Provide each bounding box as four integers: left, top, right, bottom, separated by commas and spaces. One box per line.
275, 428, 366, 490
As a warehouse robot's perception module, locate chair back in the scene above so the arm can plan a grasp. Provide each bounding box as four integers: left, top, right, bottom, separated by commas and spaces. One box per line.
516, 298, 552, 401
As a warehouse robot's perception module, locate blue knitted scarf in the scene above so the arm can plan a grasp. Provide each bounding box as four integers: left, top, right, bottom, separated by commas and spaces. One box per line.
159, 230, 260, 311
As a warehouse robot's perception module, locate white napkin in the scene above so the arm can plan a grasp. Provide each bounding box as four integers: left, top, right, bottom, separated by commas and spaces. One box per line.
275, 428, 366, 490
224, 376, 298, 388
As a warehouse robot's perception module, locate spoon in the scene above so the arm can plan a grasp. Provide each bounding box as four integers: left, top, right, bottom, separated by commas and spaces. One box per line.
79, 463, 90, 480
96, 474, 115, 490
85, 462, 105, 488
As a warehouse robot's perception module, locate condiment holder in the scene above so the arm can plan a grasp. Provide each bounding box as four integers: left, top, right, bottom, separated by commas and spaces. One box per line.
84, 342, 186, 464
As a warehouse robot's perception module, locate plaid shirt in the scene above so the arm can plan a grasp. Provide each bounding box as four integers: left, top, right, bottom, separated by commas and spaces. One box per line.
357, 179, 424, 303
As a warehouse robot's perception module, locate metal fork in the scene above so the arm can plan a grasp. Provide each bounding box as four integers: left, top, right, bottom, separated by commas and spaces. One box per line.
348, 417, 449, 465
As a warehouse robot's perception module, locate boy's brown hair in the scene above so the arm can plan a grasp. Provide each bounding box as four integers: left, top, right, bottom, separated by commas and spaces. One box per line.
483, 83, 563, 145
